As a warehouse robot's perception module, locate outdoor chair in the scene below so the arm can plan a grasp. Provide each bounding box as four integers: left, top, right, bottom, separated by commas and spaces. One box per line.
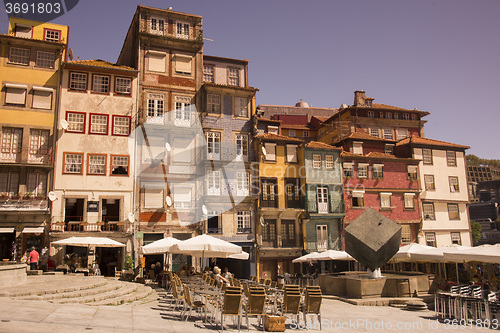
182, 284, 207, 322
302, 286, 322, 329
170, 280, 185, 314
244, 287, 267, 331
219, 290, 243, 332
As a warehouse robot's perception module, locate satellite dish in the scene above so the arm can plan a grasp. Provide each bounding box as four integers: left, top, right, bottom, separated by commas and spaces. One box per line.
68, 48, 74, 61
48, 191, 57, 202
202, 205, 208, 215
60, 119, 69, 130
128, 212, 135, 223
165, 142, 171, 152
165, 195, 172, 206
260, 216, 266, 226
261, 146, 267, 156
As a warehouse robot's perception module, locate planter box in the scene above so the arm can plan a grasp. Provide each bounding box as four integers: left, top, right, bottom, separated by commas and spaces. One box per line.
264, 315, 285, 332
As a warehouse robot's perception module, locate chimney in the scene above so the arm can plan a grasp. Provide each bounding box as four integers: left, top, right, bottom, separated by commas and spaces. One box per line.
354, 90, 366, 107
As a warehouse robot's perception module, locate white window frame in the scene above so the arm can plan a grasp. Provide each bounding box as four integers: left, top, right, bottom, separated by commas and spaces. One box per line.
206, 171, 221, 195
404, 193, 415, 209
316, 224, 328, 251
147, 94, 164, 124
176, 21, 190, 39
372, 164, 384, 179
401, 225, 411, 243
357, 163, 368, 178
236, 172, 250, 196
385, 144, 394, 155
325, 155, 334, 169
92, 75, 110, 94
64, 153, 83, 174
44, 29, 60, 42
424, 174, 435, 191
425, 233, 436, 247
9, 47, 30, 65
396, 128, 408, 140
1, 128, 22, 163
343, 163, 354, 178
289, 130, 295, 137
66, 112, 85, 133
352, 190, 364, 208
87, 154, 106, 175
370, 128, 379, 137
234, 97, 248, 117
228, 68, 240, 86
286, 144, 298, 163
447, 151, 457, 167
267, 126, 279, 134
150, 17, 165, 35
203, 65, 214, 82
35, 51, 55, 68
115, 77, 131, 95
28, 129, 49, 163
380, 192, 392, 209
69, 72, 87, 91
207, 94, 221, 114
89, 114, 108, 135
383, 129, 393, 140
237, 211, 251, 233
312, 154, 321, 169
451, 232, 462, 245
235, 134, 248, 160
112, 116, 130, 136
407, 165, 418, 180
207, 131, 221, 160
367, 111, 374, 118
174, 100, 192, 127
448, 203, 460, 220
449, 176, 459, 193
317, 187, 329, 214
423, 202, 435, 220
111, 155, 129, 176
352, 141, 363, 154
422, 148, 433, 165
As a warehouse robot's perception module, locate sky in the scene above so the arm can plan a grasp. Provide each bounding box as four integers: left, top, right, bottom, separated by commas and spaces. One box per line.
1, 0, 499, 159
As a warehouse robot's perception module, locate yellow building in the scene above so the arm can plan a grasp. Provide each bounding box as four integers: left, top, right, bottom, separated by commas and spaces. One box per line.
0, 18, 67, 261
254, 132, 305, 280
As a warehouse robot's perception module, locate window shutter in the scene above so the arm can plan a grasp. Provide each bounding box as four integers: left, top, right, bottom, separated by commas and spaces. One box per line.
224, 95, 232, 115
147, 52, 166, 72
5, 86, 27, 105
174, 187, 192, 203
15, 25, 32, 38
175, 55, 192, 73
32, 87, 53, 109
286, 145, 297, 163
264, 143, 276, 161
307, 184, 318, 213
144, 189, 163, 208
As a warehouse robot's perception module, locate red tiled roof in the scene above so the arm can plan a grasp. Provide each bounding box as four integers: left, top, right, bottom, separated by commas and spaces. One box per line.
281, 124, 311, 130
341, 151, 418, 162
304, 141, 341, 151
255, 133, 304, 143
312, 116, 330, 122
256, 117, 282, 123
344, 132, 395, 142
65, 59, 136, 71
396, 136, 470, 149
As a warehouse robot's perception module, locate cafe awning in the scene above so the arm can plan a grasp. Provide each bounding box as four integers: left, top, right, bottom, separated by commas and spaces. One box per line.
0, 228, 14, 233
22, 227, 44, 234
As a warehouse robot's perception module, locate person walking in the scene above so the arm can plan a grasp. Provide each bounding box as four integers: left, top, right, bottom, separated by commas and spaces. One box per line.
28, 246, 39, 271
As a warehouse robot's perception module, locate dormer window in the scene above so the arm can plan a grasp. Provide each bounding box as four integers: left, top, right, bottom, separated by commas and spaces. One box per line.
150, 17, 165, 35
14, 24, 32, 38
44, 29, 60, 42
365, 100, 372, 107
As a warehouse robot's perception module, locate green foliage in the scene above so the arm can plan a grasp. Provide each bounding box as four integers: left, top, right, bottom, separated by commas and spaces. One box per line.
466, 154, 500, 168
470, 221, 482, 245
124, 255, 135, 270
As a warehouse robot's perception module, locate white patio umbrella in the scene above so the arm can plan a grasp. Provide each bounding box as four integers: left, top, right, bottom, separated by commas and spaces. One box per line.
52, 236, 125, 247
169, 234, 242, 259
391, 243, 436, 262
292, 252, 319, 263
313, 250, 354, 261
227, 251, 250, 260
141, 237, 179, 254
410, 245, 471, 263
444, 244, 500, 264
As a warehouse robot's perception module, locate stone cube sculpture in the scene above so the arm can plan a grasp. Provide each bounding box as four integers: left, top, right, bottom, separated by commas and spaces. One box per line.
344, 208, 401, 272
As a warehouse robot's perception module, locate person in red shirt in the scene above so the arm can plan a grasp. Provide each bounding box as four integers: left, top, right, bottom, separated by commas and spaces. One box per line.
29, 247, 39, 270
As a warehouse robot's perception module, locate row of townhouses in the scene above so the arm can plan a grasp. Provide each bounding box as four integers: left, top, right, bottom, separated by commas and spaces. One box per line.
0, 6, 472, 279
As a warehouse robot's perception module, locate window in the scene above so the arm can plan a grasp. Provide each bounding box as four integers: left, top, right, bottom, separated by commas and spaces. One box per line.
112, 116, 131, 136
451, 232, 462, 245
174, 55, 192, 74
26, 173, 47, 196
447, 151, 457, 166
353, 141, 363, 154
111, 155, 129, 175
172, 137, 194, 163
386, 112, 392, 119
286, 144, 298, 163
147, 52, 166, 72
425, 233, 436, 247
264, 143, 276, 162
143, 188, 163, 209
261, 179, 277, 208
176, 22, 190, 39
424, 174, 435, 191
372, 164, 384, 179
385, 144, 394, 155
404, 193, 415, 209
87, 154, 106, 175
236, 172, 249, 196
396, 128, 408, 140
150, 17, 165, 35
206, 171, 221, 195
303, 131, 310, 138
288, 130, 295, 137
423, 203, 435, 220
422, 148, 433, 165
234, 97, 248, 117
313, 154, 321, 168
92, 75, 110, 93
380, 112, 384, 118
89, 114, 108, 135
380, 192, 392, 209
207, 94, 221, 114
115, 77, 131, 95
261, 220, 277, 245
235, 134, 248, 160
370, 128, 379, 137
66, 112, 85, 133
281, 220, 296, 247
357, 163, 368, 178
352, 191, 364, 208
325, 155, 334, 169
407, 165, 418, 180
147, 94, 164, 123
44, 29, 60, 42
64, 153, 83, 174
448, 204, 460, 220
9, 47, 30, 65
411, 114, 417, 121
267, 126, 278, 134
317, 224, 328, 251
36, 51, 55, 68
449, 176, 459, 192
343, 163, 354, 178
0, 172, 19, 195
383, 129, 393, 140
207, 131, 221, 160
14, 24, 32, 38
28, 129, 49, 163
174, 100, 192, 127
285, 178, 301, 208
1, 128, 22, 162
203, 65, 214, 82
5, 84, 27, 105
32, 87, 53, 109
228, 68, 240, 86
401, 225, 411, 243
394, 113, 399, 120
207, 212, 222, 234
317, 187, 329, 213
237, 211, 251, 233
69, 72, 87, 91
367, 111, 374, 118
403, 113, 410, 120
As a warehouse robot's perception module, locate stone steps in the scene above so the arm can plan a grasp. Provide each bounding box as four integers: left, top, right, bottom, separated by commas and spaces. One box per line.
17, 280, 122, 301
88, 284, 155, 306
51, 282, 141, 304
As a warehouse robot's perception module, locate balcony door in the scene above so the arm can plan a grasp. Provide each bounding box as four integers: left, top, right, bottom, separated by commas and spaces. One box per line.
317, 187, 328, 214
316, 224, 328, 251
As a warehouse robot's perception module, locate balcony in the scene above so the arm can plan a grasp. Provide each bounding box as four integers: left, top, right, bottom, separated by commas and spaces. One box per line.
207, 227, 222, 234
282, 238, 297, 248
261, 239, 277, 248
0, 148, 51, 165
237, 227, 251, 234
203, 142, 249, 162
285, 196, 305, 209
0, 196, 48, 211
50, 220, 125, 232
260, 195, 278, 208
306, 236, 340, 252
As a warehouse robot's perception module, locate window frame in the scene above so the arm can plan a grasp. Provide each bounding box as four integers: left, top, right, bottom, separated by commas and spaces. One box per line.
286, 144, 298, 164
65, 111, 86, 133
367, 111, 374, 118
357, 163, 368, 178
43, 28, 61, 42
449, 176, 460, 193
69, 72, 88, 92
446, 151, 457, 167
4, 84, 27, 106
380, 192, 392, 209
235, 171, 250, 196
63, 152, 84, 174
372, 164, 384, 179
263, 143, 276, 162
203, 64, 214, 82
424, 174, 436, 191
448, 203, 460, 220
343, 163, 354, 178
325, 155, 334, 169
451, 232, 462, 245
176, 21, 190, 39
206, 170, 222, 196
114, 76, 132, 96
370, 128, 379, 137
35, 51, 56, 69
237, 211, 251, 233
407, 165, 418, 181
110, 155, 129, 176
403, 193, 415, 210
111, 115, 131, 136
88, 113, 109, 135
425, 232, 436, 247
207, 93, 221, 114
422, 202, 435, 220
235, 133, 249, 160
87, 153, 107, 176
385, 144, 395, 155
91, 74, 110, 94
351, 191, 365, 208
8, 47, 30, 66
206, 131, 221, 160
228, 67, 240, 86
422, 148, 433, 165
312, 154, 321, 169
234, 97, 249, 118
401, 224, 411, 243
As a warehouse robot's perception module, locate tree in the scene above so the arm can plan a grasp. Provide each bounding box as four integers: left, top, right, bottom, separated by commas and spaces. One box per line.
470, 221, 482, 245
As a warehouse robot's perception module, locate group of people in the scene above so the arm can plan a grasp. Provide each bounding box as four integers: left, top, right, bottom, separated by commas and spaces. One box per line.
205, 266, 232, 286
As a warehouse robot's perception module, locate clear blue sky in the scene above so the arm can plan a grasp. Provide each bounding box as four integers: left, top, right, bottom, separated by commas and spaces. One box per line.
2, 0, 499, 159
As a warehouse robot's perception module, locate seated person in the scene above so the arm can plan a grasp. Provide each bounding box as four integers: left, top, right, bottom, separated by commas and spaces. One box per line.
213, 266, 230, 286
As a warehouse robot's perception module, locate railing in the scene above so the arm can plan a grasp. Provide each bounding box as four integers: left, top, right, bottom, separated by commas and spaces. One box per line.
237, 227, 251, 234
50, 221, 125, 232
140, 23, 203, 43
261, 239, 277, 247
282, 238, 297, 248
0, 148, 51, 165
306, 237, 340, 252
285, 196, 305, 209
0, 197, 48, 211
202, 142, 249, 162
145, 111, 198, 128
207, 227, 222, 234
260, 195, 278, 208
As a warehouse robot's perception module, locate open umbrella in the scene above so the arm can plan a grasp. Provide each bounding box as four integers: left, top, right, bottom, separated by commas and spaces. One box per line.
52, 236, 125, 247
313, 250, 354, 261
391, 243, 436, 262
292, 252, 319, 263
227, 251, 250, 260
141, 237, 179, 254
170, 234, 242, 258
410, 245, 470, 262
444, 244, 500, 264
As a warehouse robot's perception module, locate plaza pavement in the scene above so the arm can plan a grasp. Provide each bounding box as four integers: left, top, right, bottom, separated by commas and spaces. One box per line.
0, 276, 490, 333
